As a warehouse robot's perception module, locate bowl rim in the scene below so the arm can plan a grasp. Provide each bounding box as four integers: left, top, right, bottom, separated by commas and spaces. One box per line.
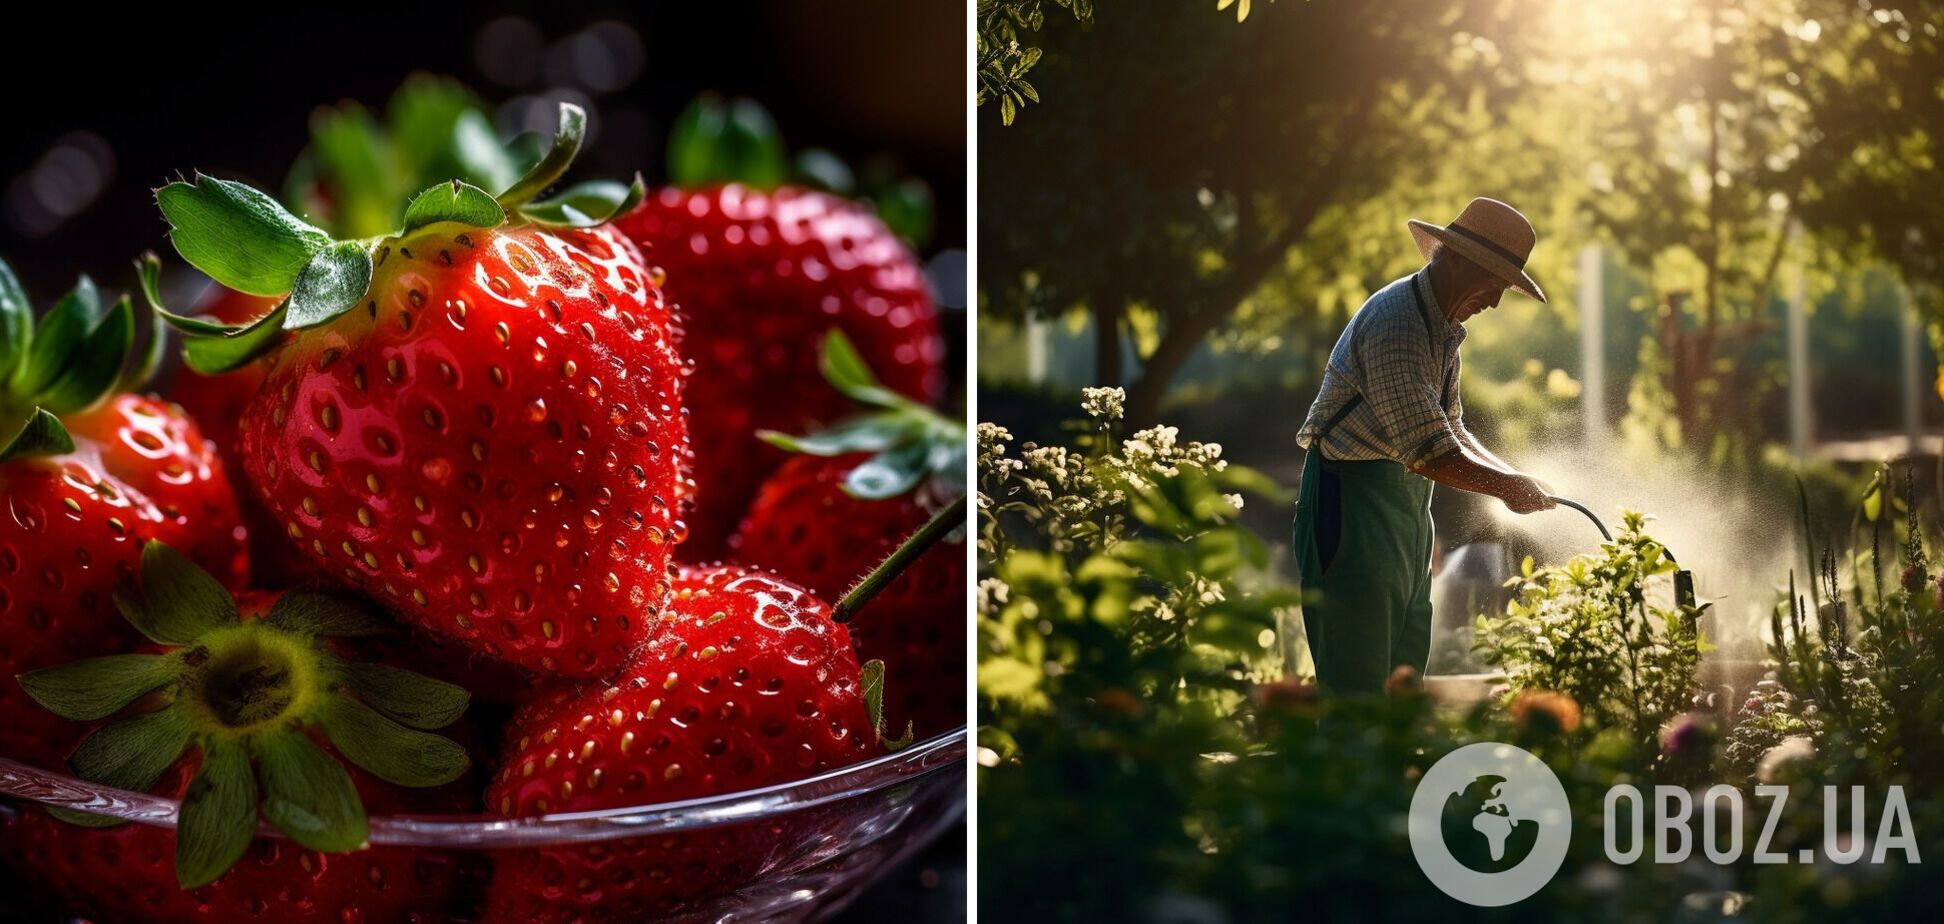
0, 726, 967, 847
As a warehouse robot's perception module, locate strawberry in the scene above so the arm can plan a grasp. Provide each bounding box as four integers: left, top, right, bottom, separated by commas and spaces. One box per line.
480, 564, 886, 921
5, 542, 474, 906
0, 759, 468, 924
1, 256, 247, 769
155, 104, 690, 679
165, 285, 282, 458
732, 332, 967, 737
613, 97, 945, 558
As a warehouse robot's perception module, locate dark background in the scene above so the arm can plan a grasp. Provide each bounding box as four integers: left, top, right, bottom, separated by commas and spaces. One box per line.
0, 3, 965, 920
0, 3, 966, 301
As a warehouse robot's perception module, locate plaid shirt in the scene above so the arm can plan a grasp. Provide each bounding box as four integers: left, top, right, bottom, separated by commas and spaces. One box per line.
1296, 268, 1470, 469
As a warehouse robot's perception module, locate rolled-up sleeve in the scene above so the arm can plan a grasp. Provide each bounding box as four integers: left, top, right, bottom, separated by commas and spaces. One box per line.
1353, 312, 1459, 469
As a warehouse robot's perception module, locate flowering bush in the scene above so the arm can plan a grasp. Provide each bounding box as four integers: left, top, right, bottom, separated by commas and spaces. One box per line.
1473, 510, 1707, 760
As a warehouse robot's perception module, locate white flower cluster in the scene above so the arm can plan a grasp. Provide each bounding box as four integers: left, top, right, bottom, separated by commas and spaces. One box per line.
1112, 425, 1228, 479
1080, 386, 1125, 421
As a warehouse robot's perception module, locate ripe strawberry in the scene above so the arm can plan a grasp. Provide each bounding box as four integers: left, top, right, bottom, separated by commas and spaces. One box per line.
7, 542, 474, 903
166, 284, 282, 457
156, 104, 689, 679
481, 564, 883, 921
1, 257, 247, 769
0, 758, 468, 924
614, 98, 944, 557
732, 333, 966, 737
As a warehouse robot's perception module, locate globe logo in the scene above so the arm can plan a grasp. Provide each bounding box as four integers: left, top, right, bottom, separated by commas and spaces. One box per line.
1408, 743, 1572, 906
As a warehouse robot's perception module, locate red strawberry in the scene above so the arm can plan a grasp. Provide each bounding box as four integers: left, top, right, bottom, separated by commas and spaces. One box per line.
164, 284, 334, 588
735, 453, 964, 736
0, 758, 469, 924
166, 285, 282, 457
1, 259, 247, 769
615, 183, 943, 557
732, 331, 966, 736
481, 564, 880, 921
7, 544, 475, 904
157, 105, 689, 679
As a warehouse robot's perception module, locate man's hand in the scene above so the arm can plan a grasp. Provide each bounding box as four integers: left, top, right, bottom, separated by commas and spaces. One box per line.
1500, 475, 1555, 514
1415, 450, 1558, 514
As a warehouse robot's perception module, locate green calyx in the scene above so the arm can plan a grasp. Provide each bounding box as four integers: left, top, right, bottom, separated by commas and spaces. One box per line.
288, 74, 525, 240
0, 254, 166, 463
759, 329, 966, 501
154, 102, 644, 374
669, 93, 791, 189
668, 93, 936, 248
16, 541, 471, 889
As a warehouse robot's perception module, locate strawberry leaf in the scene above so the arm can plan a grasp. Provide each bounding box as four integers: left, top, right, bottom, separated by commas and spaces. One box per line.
871, 177, 936, 250
318, 697, 470, 787
447, 110, 524, 195
818, 329, 906, 409
157, 174, 329, 297
521, 175, 645, 228
175, 738, 257, 889
263, 590, 392, 638
0, 255, 28, 378
668, 94, 789, 189
10, 276, 100, 398
758, 412, 920, 457
308, 103, 398, 240
498, 103, 587, 210
846, 440, 933, 500
256, 730, 370, 853
284, 241, 374, 329
119, 254, 170, 394
337, 660, 470, 730
179, 301, 292, 374
0, 408, 74, 463
116, 541, 238, 645
36, 295, 134, 415
402, 179, 506, 235
794, 148, 856, 196
18, 653, 181, 722
67, 704, 192, 795
389, 77, 520, 195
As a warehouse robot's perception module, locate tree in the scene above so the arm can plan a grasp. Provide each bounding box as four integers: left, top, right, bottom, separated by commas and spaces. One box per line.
980, 0, 1538, 424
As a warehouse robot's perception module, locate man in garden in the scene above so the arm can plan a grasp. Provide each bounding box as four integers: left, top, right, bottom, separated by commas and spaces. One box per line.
1293, 197, 1557, 696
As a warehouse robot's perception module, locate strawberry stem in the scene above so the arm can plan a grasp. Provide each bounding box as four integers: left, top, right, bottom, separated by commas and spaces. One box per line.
834, 494, 967, 624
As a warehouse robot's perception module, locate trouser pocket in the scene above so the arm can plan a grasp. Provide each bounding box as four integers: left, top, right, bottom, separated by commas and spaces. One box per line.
1317, 464, 1343, 575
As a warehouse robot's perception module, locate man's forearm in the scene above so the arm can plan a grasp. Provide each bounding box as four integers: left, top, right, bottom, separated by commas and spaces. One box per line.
1457, 429, 1517, 476
1413, 447, 1525, 499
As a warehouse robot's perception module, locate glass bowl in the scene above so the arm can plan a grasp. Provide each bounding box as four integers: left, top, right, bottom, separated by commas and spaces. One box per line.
0, 726, 966, 922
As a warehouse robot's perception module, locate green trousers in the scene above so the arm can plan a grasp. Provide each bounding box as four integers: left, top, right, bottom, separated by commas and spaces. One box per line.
1290, 450, 1435, 696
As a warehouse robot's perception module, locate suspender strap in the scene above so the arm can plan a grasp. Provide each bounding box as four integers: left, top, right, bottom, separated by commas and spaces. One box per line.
1319, 393, 1363, 439
1317, 282, 1453, 446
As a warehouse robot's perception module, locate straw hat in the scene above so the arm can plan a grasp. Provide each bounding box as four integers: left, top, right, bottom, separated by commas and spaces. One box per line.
1407, 197, 1546, 303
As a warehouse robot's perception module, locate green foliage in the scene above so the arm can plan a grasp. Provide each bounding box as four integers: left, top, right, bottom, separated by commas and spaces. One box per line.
977, 400, 1944, 917
1748, 464, 1944, 788
1474, 511, 1706, 759
975, 0, 1091, 125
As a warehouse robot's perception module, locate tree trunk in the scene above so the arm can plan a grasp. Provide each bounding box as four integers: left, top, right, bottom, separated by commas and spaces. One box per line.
1125, 308, 1227, 427
1092, 290, 1123, 388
